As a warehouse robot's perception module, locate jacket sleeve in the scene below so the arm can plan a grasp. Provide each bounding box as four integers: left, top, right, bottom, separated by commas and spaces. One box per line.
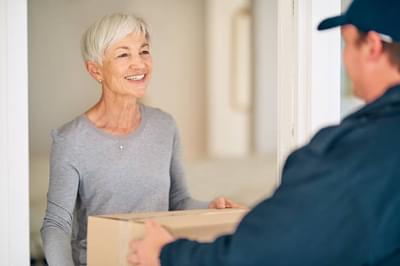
168, 124, 208, 210
40, 130, 80, 266
160, 139, 367, 266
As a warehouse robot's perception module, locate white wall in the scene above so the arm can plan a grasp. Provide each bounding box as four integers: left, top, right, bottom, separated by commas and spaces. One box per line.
291, 0, 342, 149
253, 0, 278, 154
0, 0, 30, 264
276, 0, 341, 176
308, 1, 341, 136
206, 0, 252, 157
29, 0, 206, 160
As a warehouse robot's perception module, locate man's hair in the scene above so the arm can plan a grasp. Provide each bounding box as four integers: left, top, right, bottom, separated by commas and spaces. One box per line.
356, 30, 400, 72
81, 13, 150, 65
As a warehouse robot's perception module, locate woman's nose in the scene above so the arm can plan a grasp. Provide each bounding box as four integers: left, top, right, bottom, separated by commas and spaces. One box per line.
129, 55, 145, 68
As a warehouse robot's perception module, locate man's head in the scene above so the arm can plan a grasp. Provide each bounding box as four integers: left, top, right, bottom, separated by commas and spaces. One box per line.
318, 0, 400, 102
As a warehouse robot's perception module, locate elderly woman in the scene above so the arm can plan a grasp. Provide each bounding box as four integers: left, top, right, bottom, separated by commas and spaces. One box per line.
41, 13, 241, 266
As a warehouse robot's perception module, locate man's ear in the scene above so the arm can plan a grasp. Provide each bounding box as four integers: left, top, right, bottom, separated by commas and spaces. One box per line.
366, 31, 385, 61
85, 61, 103, 82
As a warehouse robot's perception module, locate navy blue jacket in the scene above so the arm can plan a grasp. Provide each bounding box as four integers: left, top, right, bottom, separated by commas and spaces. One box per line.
160, 84, 400, 266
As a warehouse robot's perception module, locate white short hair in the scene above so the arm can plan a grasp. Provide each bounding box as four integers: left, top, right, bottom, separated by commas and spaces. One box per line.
81, 13, 150, 64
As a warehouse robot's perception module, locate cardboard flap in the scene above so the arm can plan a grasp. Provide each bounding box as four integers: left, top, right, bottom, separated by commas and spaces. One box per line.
99, 208, 248, 222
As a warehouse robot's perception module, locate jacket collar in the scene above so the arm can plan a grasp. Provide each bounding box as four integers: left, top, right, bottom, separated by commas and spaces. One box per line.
345, 84, 400, 121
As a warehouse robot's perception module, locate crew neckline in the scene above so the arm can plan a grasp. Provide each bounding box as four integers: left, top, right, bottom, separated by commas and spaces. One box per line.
80, 103, 147, 140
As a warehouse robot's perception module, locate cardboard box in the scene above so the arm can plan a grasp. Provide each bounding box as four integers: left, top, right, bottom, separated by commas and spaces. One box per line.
87, 208, 248, 266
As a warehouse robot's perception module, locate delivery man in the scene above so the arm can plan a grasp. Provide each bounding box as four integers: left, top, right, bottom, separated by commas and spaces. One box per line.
129, 0, 400, 265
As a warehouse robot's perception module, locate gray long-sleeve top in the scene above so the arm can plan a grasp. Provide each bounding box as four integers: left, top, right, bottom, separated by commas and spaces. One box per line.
41, 105, 208, 266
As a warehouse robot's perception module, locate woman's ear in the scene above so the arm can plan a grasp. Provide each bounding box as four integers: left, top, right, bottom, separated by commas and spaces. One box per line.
85, 61, 103, 83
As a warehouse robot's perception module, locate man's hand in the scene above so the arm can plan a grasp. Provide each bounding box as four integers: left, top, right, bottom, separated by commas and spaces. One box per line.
208, 196, 245, 209
128, 220, 174, 266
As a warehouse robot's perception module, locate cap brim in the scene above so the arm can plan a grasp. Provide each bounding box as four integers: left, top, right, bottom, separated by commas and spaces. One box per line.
317, 15, 348, 30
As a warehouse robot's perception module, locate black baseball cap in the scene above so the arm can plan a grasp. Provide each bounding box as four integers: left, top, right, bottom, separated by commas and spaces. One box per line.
317, 0, 400, 43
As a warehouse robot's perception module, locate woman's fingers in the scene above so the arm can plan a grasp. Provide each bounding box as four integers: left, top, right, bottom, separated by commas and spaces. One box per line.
209, 196, 247, 209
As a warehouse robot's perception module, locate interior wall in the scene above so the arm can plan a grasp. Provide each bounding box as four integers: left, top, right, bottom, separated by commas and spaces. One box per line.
1, 0, 30, 264
206, 0, 252, 157
253, 0, 278, 154
29, 0, 206, 160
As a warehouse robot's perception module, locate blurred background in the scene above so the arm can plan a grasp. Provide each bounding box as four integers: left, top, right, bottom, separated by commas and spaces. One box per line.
29, 0, 280, 263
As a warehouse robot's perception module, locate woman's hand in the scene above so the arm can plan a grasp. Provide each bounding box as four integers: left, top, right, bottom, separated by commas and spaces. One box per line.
128, 220, 174, 266
208, 196, 245, 209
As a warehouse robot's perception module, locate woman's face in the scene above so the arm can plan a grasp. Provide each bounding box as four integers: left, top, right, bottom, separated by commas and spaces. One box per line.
97, 32, 152, 98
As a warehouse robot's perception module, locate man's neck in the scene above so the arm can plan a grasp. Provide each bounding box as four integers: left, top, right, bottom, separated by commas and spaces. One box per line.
364, 68, 400, 103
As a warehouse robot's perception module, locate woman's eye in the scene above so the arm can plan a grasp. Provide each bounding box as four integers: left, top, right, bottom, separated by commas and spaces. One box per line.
140, 50, 150, 55
117, 53, 129, 58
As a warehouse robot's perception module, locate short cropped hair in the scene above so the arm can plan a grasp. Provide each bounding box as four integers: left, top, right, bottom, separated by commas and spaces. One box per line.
81, 13, 150, 64
356, 30, 400, 73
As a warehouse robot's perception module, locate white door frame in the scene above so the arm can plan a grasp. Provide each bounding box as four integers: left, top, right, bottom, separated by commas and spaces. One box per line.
0, 0, 340, 262
0, 0, 30, 264
276, 0, 341, 180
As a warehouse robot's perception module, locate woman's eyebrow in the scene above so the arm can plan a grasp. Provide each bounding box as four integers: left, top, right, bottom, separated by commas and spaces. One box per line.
115, 46, 130, 50
115, 44, 149, 50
